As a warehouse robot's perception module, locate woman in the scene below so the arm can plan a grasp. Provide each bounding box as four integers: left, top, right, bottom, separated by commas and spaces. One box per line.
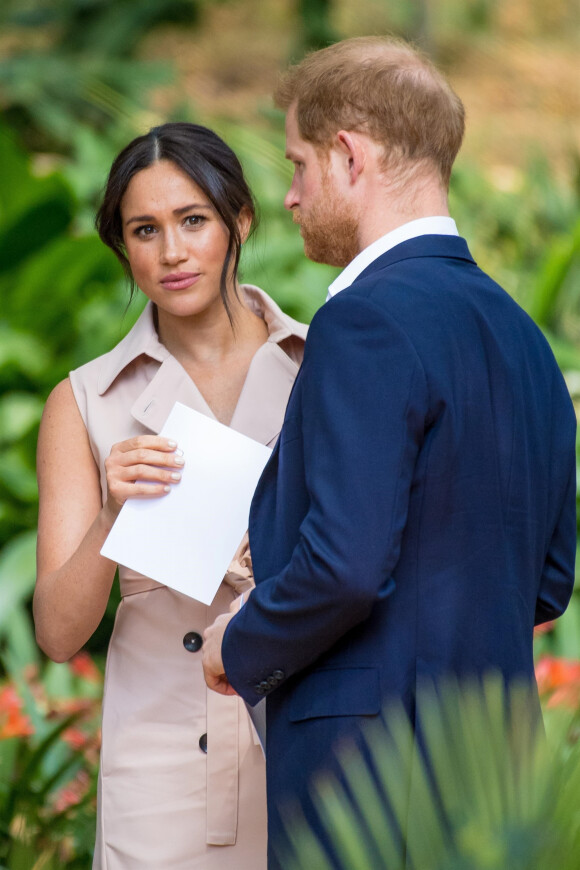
33, 123, 307, 869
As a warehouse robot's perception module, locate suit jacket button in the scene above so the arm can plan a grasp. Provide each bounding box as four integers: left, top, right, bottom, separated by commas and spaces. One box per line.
254, 684, 266, 695
259, 680, 270, 692
199, 733, 208, 753
272, 670, 285, 681
183, 631, 203, 652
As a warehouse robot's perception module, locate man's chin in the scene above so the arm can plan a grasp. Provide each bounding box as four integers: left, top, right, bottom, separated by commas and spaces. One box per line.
303, 241, 352, 268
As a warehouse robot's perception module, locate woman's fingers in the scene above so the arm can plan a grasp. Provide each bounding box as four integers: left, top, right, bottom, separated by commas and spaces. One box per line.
105, 435, 185, 507
110, 436, 183, 465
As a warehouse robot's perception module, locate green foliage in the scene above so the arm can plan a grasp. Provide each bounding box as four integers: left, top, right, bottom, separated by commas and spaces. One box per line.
295, 0, 339, 55
283, 676, 580, 870
0, 655, 102, 869
0, 124, 128, 560
0, 0, 201, 152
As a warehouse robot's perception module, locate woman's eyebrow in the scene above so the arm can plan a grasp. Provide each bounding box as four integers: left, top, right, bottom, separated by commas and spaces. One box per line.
125, 203, 213, 225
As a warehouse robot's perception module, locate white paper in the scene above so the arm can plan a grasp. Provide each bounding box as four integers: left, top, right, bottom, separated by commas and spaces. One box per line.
247, 699, 266, 754
101, 402, 272, 605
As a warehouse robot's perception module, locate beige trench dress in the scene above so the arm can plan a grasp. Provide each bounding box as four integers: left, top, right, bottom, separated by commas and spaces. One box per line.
69, 286, 307, 869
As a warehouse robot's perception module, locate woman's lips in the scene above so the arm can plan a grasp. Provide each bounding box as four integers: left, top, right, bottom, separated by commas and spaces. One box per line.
160, 272, 200, 291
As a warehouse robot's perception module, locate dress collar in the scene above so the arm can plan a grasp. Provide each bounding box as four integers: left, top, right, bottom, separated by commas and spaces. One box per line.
97, 284, 307, 396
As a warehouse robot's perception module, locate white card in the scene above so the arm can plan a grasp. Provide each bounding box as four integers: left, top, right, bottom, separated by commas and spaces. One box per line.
101, 402, 272, 605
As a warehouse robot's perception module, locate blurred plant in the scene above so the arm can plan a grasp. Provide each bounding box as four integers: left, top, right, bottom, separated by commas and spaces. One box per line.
282, 675, 580, 870
0, 0, 204, 154
0, 653, 102, 869
295, 0, 339, 55
0, 122, 128, 673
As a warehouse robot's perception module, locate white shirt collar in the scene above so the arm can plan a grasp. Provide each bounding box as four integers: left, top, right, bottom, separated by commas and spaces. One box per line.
327, 216, 459, 298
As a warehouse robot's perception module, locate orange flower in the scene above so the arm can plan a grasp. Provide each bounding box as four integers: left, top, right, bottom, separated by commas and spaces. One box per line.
536, 655, 580, 711
68, 651, 102, 684
0, 685, 34, 739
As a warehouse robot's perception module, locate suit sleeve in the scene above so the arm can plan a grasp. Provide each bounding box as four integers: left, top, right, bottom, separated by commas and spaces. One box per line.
535, 452, 577, 625
222, 294, 428, 703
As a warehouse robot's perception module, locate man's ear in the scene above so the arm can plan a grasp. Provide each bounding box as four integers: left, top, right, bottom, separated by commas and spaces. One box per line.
237, 206, 253, 243
335, 130, 366, 184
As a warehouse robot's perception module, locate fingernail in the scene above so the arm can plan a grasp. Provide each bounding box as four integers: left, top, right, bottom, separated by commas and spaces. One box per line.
167, 440, 177, 448
174, 448, 184, 457
163, 485, 171, 493
174, 456, 185, 466
170, 472, 181, 480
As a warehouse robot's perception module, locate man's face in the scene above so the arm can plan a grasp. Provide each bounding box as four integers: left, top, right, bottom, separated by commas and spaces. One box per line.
284, 105, 360, 268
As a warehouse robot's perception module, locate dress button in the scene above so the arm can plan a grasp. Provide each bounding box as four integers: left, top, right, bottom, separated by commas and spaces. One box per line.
183, 631, 203, 652
272, 670, 285, 681
199, 733, 208, 753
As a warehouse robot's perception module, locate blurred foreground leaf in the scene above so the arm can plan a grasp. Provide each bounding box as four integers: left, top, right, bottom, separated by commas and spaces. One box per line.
284, 676, 580, 870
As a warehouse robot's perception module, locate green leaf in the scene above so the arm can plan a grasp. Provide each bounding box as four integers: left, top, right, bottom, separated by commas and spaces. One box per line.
0, 326, 50, 379
0, 393, 44, 445
527, 218, 580, 327
1, 605, 39, 673
0, 194, 74, 275
0, 532, 37, 632
0, 448, 38, 502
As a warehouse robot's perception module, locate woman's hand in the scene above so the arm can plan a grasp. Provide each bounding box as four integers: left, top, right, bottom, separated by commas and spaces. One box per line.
104, 435, 184, 519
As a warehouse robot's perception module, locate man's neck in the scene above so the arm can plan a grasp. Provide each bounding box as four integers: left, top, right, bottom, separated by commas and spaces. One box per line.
354, 171, 450, 253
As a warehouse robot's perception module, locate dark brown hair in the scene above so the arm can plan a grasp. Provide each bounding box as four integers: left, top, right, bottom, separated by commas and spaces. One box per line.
275, 36, 465, 187
95, 122, 257, 321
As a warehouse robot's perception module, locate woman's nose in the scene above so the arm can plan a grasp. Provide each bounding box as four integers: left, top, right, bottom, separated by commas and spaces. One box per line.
161, 228, 187, 264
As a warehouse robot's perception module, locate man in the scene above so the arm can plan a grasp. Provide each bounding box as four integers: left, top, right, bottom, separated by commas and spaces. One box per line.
203, 36, 576, 867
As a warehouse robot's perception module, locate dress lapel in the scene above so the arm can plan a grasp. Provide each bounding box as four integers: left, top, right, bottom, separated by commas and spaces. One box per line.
130, 354, 217, 434
111, 288, 306, 444
229, 340, 300, 447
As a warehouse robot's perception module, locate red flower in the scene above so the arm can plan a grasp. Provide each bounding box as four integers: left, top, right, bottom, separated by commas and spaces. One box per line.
62, 726, 89, 751
51, 769, 91, 813
534, 620, 556, 636
68, 652, 102, 684
0, 685, 34, 739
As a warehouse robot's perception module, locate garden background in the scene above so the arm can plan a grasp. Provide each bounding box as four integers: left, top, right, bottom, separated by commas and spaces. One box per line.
0, 1, 579, 867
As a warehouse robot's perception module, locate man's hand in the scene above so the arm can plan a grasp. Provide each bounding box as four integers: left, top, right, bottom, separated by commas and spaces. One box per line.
202, 611, 238, 695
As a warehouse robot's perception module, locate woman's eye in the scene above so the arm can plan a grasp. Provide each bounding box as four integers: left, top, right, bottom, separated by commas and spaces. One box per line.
134, 224, 156, 237
184, 214, 206, 228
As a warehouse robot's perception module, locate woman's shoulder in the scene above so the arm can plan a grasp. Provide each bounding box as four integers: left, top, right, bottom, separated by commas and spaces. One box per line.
41, 376, 84, 436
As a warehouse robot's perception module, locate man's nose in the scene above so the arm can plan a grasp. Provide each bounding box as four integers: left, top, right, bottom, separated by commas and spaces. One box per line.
284, 178, 299, 211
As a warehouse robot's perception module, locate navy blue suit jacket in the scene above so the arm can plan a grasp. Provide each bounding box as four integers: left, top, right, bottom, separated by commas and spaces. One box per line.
222, 235, 576, 862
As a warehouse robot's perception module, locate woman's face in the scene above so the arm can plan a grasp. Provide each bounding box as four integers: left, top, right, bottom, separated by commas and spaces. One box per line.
120, 160, 235, 321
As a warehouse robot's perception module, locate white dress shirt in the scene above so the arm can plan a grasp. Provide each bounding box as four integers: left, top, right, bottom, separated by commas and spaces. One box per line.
327, 216, 459, 299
